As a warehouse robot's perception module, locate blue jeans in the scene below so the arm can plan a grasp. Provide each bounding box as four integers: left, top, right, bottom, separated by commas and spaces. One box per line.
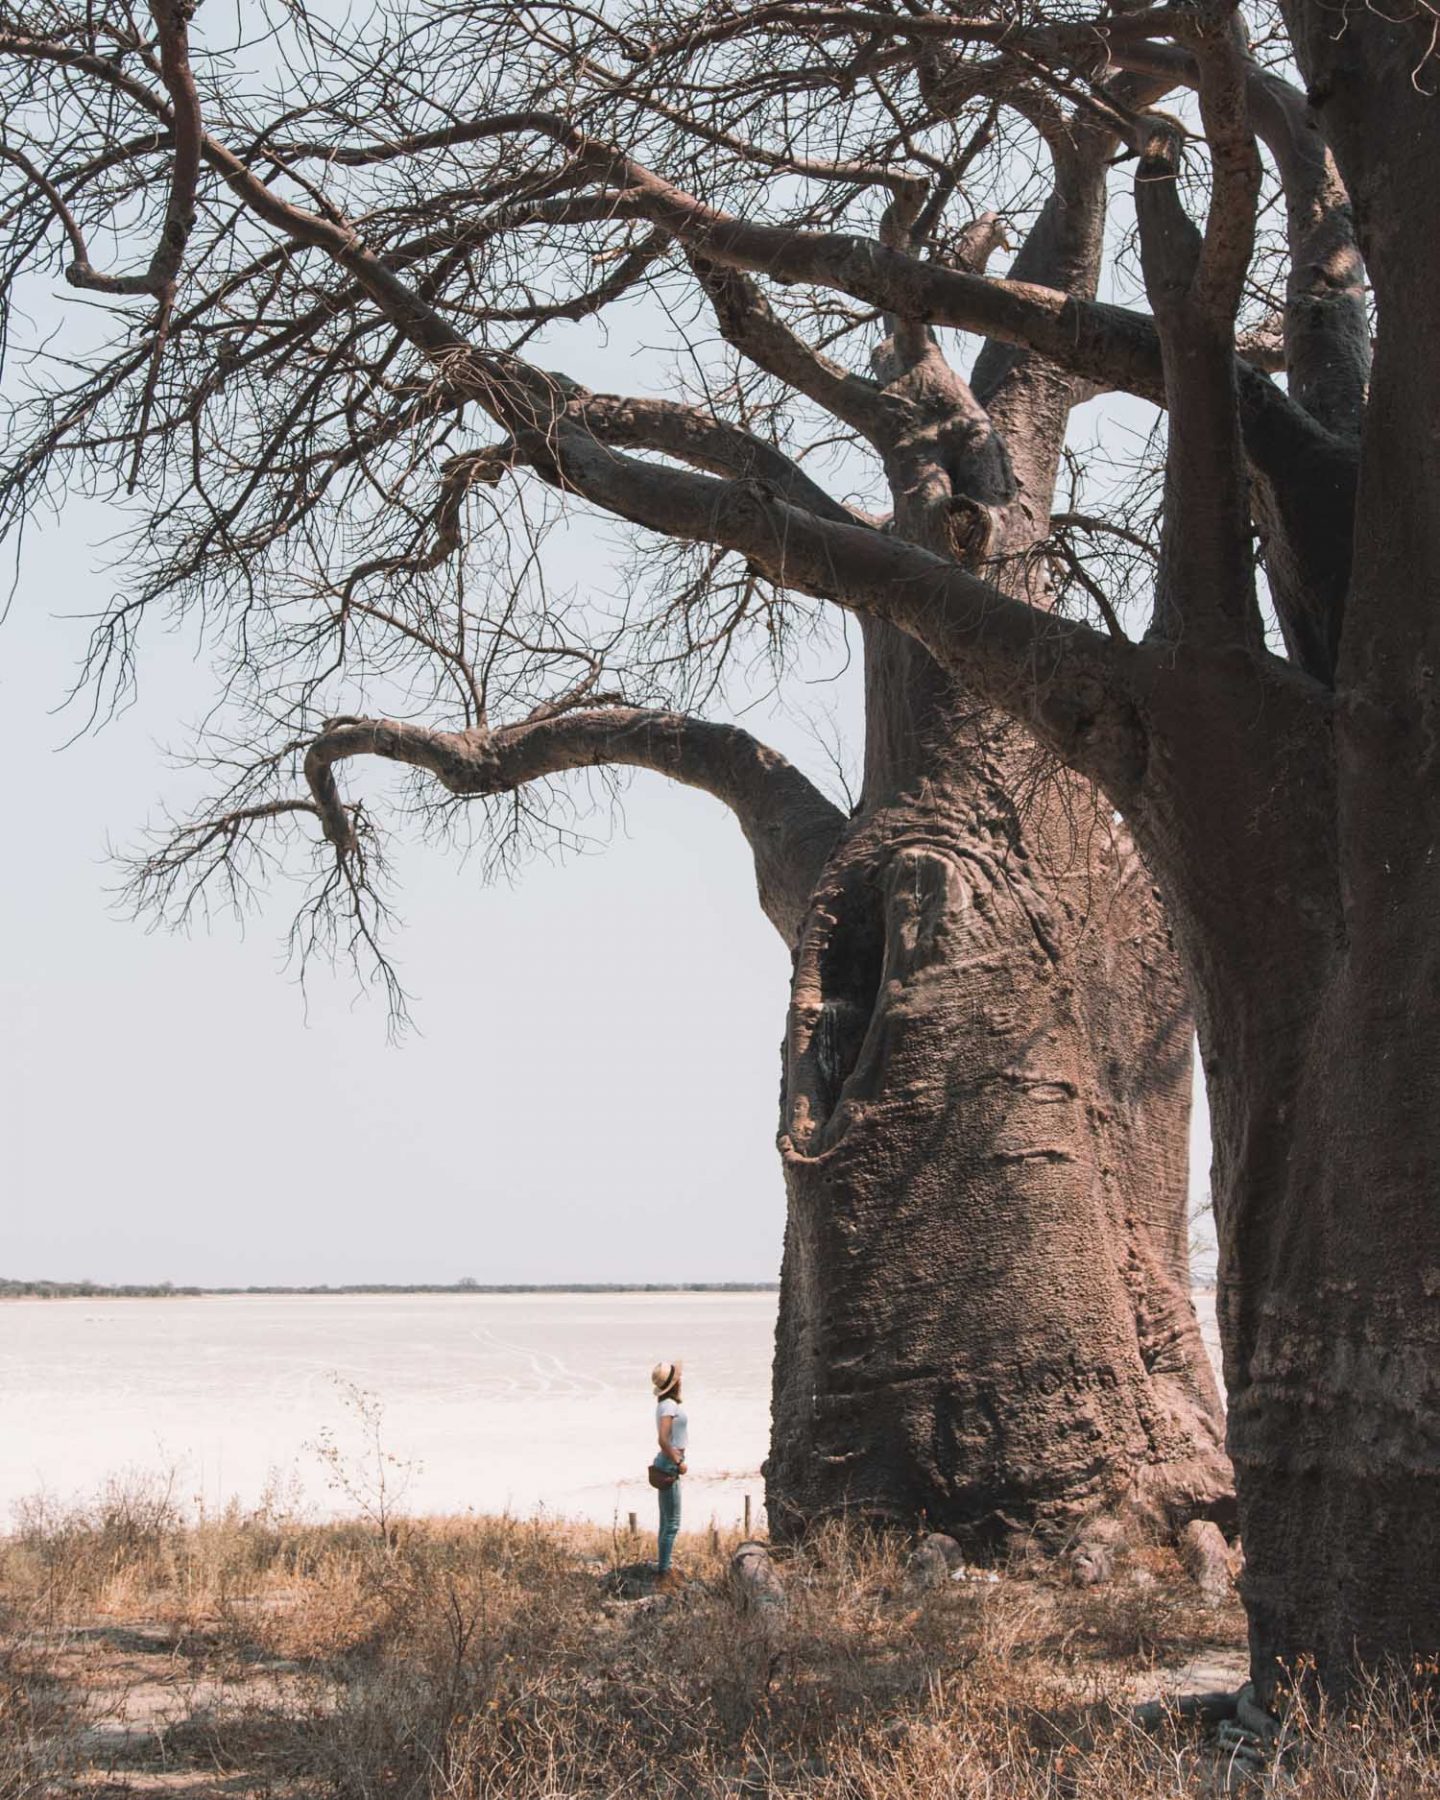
654, 1455, 681, 1571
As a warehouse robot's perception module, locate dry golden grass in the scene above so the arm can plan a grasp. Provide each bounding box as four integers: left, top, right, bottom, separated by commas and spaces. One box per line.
0, 1478, 1435, 1798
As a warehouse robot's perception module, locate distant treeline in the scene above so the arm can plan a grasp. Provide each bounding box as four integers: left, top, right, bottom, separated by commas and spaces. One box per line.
0, 1279, 202, 1298
1, 1278, 778, 1299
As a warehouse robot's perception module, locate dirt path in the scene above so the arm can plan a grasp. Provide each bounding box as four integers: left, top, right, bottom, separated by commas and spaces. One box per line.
21, 1619, 323, 1798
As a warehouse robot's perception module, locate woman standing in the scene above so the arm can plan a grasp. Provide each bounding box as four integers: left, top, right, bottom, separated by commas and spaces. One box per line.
650, 1360, 687, 1588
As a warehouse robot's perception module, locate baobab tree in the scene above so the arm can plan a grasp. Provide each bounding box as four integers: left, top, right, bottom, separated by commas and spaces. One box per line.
0, 0, 1235, 1555
0, 0, 1229, 1555
1, 0, 1419, 1697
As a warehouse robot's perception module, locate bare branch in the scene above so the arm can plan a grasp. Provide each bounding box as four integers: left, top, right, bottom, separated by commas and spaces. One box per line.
1130, 14, 1264, 649
0, 0, 1371, 979
689, 257, 889, 438
293, 705, 847, 942
1112, 39, 1368, 438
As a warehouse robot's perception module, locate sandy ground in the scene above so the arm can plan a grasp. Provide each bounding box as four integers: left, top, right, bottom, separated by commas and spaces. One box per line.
35, 1619, 317, 1796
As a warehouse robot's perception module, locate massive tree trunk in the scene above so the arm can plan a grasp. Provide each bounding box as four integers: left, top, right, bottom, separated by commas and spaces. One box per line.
1217, 952, 1440, 1696
1132, 502, 1440, 1696
767, 624, 1229, 1542
763, 152, 1230, 1540
1100, 5, 1440, 1694
1233, 949, 1440, 1692
1125, 657, 1440, 1694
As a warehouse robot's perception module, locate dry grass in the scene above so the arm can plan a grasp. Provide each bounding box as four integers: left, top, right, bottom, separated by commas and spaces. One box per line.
0, 1477, 1434, 1797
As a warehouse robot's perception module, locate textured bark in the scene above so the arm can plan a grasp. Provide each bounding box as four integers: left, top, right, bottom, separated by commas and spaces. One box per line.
1124, 604, 1440, 1698
767, 626, 1229, 1543
1083, 3, 1440, 1694
1233, 962, 1440, 1693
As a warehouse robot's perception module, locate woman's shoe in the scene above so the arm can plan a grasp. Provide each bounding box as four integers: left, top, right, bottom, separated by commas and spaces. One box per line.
655, 1569, 683, 1593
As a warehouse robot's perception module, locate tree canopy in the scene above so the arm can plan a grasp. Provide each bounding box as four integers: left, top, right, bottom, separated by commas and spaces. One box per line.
0, 0, 1358, 960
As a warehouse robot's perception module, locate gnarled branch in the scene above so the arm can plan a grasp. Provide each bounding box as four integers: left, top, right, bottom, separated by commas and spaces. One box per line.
301, 706, 846, 943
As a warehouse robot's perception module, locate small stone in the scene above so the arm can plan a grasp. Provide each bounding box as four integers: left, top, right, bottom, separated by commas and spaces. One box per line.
1068, 1514, 1124, 1586
905, 1533, 963, 1591
729, 1540, 786, 1612
1069, 1541, 1115, 1586
1178, 1519, 1234, 1603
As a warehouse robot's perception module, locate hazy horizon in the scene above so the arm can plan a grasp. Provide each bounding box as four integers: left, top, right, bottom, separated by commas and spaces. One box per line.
0, 1290, 780, 1526
1, 1276, 782, 1291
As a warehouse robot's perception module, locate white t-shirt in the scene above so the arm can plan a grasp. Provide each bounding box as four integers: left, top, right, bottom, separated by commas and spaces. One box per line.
656, 1397, 688, 1454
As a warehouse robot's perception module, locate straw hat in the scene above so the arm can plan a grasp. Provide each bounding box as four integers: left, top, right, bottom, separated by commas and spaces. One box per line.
650, 1360, 683, 1398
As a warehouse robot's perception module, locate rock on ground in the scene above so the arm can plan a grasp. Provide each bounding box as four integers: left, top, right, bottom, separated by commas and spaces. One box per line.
730, 1540, 786, 1611
1178, 1520, 1235, 1604
904, 1533, 966, 1591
